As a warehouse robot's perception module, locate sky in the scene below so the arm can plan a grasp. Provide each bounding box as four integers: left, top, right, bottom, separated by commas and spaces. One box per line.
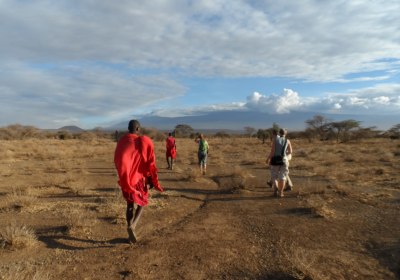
1, 0, 399, 130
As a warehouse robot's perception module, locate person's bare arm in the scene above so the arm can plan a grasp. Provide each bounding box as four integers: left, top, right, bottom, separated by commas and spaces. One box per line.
286, 140, 292, 155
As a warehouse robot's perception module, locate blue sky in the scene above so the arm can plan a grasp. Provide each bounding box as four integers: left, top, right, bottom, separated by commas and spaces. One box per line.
1, 0, 399, 129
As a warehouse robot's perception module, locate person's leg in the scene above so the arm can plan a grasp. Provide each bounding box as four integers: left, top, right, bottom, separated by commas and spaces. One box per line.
126, 202, 137, 243
270, 166, 278, 196
268, 166, 273, 187
203, 154, 207, 175
285, 175, 293, 191
131, 205, 144, 230
198, 152, 202, 173
278, 162, 289, 197
277, 179, 286, 197
166, 156, 171, 169
284, 159, 293, 190
126, 202, 134, 226
170, 158, 174, 170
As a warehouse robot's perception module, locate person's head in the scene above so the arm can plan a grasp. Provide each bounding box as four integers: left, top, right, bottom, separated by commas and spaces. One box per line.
272, 129, 278, 136
128, 120, 141, 133
199, 133, 204, 139
279, 128, 287, 137
168, 132, 172, 137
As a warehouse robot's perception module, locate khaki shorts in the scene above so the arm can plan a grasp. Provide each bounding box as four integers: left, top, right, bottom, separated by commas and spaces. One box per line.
270, 160, 289, 181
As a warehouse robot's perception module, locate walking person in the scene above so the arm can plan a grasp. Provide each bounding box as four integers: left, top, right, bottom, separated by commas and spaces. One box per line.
165, 132, 177, 170
266, 129, 279, 188
114, 120, 163, 243
195, 133, 209, 175
267, 128, 292, 197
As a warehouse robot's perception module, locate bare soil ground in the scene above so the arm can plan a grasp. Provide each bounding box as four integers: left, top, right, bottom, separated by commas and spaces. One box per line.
0, 137, 399, 279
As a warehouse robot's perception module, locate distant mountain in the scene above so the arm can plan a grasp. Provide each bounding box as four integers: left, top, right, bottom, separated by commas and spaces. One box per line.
58, 125, 85, 132
108, 111, 398, 132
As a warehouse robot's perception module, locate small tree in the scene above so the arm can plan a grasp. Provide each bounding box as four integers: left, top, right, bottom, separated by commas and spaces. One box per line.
305, 115, 330, 140
387, 124, 400, 139
174, 124, 194, 138
256, 129, 270, 144
327, 119, 361, 143
244, 126, 256, 137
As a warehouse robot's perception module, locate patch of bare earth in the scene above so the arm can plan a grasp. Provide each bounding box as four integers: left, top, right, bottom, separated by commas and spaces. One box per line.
0, 138, 399, 279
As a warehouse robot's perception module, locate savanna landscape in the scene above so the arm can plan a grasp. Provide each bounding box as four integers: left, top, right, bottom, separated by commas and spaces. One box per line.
0, 125, 399, 280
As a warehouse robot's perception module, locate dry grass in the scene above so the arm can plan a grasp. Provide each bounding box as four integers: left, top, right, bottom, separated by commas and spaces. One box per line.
2, 187, 39, 211
303, 194, 336, 219
95, 189, 125, 224
281, 241, 323, 280
64, 207, 99, 235
0, 222, 38, 250
0, 136, 399, 279
1, 263, 50, 280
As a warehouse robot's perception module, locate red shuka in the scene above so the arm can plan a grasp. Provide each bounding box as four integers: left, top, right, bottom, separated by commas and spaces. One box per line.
114, 133, 163, 206
165, 136, 176, 159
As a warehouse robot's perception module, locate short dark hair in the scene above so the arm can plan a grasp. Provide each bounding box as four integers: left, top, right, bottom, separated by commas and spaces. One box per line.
128, 120, 140, 133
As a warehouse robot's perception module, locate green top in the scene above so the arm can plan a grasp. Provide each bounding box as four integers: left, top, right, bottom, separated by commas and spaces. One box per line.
198, 139, 209, 152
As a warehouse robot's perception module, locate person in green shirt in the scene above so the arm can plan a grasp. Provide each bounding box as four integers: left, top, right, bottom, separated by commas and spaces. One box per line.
195, 133, 209, 175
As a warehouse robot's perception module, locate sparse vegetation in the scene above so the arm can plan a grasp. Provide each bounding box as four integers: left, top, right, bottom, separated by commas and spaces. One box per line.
0, 128, 399, 279
0, 223, 38, 250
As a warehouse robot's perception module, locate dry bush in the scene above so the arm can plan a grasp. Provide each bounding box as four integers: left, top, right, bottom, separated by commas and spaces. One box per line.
303, 194, 335, 219
186, 168, 202, 182
0, 124, 43, 140
64, 207, 98, 235
3, 187, 38, 211
0, 223, 38, 250
63, 179, 90, 196
148, 192, 169, 210
212, 166, 250, 192
141, 127, 165, 141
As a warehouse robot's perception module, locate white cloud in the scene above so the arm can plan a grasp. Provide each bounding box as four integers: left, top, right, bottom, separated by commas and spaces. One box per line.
0, 62, 185, 128
245, 89, 305, 113
0, 0, 399, 80
1, 1, 399, 128
184, 84, 400, 116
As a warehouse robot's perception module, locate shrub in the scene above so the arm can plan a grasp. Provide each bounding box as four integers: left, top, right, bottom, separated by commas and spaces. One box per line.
0, 223, 38, 250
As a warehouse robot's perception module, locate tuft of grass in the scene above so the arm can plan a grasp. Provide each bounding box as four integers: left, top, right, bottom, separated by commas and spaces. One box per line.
186, 168, 202, 182
1, 264, 50, 280
0, 223, 38, 250
64, 207, 98, 235
96, 189, 125, 224
281, 242, 323, 280
304, 194, 335, 219
4, 187, 38, 210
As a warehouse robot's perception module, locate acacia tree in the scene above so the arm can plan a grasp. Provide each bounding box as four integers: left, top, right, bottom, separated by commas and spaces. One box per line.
305, 115, 330, 140
328, 119, 361, 143
174, 124, 194, 137
256, 129, 269, 144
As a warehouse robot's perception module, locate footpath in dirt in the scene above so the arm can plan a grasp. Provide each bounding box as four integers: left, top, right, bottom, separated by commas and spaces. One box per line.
1, 156, 399, 280
35, 163, 398, 279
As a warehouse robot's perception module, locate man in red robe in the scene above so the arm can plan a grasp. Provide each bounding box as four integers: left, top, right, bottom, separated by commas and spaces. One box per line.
114, 120, 163, 243
165, 132, 176, 170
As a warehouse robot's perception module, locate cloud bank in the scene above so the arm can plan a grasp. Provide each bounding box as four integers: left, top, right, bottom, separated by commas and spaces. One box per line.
153, 84, 400, 118
0, 0, 399, 128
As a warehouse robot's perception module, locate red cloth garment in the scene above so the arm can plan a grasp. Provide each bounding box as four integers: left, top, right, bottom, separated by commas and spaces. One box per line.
165, 136, 176, 159
114, 134, 163, 206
